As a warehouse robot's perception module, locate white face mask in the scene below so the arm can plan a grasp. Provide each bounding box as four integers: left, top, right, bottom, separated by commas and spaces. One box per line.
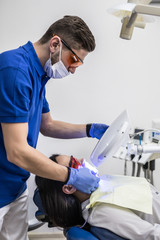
44, 42, 70, 79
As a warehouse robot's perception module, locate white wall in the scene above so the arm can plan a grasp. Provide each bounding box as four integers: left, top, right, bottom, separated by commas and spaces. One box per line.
1, 0, 160, 232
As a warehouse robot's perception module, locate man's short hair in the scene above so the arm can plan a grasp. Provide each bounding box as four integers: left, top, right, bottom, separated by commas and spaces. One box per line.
39, 15, 95, 52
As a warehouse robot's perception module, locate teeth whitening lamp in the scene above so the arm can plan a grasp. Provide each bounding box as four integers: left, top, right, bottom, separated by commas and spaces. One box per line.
90, 110, 160, 168
90, 111, 130, 167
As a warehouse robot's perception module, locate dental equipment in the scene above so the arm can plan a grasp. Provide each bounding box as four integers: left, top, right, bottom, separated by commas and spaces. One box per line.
108, 0, 160, 40
90, 110, 131, 167
89, 110, 160, 185
90, 110, 160, 167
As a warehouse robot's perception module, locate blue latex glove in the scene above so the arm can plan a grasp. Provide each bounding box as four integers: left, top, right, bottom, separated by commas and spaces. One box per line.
67, 167, 100, 194
89, 123, 109, 140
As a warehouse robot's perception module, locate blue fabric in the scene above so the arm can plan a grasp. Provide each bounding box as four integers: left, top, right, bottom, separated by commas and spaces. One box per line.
0, 42, 50, 207
66, 226, 127, 240
90, 226, 127, 240
33, 188, 45, 214
66, 227, 98, 240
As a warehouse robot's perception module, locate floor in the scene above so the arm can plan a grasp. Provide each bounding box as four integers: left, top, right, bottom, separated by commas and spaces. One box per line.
28, 232, 66, 240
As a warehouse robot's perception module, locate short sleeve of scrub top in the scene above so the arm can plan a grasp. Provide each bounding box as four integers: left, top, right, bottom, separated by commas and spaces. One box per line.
0, 67, 32, 123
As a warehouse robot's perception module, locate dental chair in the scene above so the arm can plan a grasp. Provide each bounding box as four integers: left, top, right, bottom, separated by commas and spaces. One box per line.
33, 188, 127, 240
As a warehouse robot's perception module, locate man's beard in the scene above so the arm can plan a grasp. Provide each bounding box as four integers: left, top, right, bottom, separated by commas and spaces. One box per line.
51, 51, 59, 65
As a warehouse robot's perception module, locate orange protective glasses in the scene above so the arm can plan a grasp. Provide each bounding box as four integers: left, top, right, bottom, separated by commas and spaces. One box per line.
61, 39, 83, 67
69, 156, 81, 169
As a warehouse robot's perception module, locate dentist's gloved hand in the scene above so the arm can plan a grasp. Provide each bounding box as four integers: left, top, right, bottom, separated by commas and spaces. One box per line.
66, 167, 100, 194
86, 123, 109, 140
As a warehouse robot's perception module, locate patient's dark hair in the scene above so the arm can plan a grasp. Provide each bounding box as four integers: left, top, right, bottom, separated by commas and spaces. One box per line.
35, 154, 84, 228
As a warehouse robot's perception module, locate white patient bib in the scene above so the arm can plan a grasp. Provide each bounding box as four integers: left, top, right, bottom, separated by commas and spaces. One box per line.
86, 175, 152, 214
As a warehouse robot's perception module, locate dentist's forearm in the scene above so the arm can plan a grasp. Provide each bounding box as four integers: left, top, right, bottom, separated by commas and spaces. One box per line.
41, 119, 87, 139
8, 144, 68, 182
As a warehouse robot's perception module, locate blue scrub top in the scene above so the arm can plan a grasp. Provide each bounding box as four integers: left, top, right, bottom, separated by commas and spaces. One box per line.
0, 41, 50, 208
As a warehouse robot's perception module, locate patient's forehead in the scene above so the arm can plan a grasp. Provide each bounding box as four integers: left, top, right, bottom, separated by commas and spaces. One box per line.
56, 155, 70, 167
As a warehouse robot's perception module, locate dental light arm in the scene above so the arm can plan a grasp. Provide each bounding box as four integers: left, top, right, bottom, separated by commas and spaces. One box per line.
127, 142, 160, 155
134, 4, 160, 17
120, 4, 160, 39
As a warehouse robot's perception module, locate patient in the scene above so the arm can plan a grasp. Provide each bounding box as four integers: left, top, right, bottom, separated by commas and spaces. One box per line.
35, 154, 160, 240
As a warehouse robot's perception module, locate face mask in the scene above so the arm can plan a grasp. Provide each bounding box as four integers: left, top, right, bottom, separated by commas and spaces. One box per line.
44, 42, 70, 79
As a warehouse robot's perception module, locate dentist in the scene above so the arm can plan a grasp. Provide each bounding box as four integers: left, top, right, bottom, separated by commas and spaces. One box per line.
0, 15, 108, 240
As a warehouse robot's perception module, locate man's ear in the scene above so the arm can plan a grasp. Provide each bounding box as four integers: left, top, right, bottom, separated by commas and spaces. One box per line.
50, 35, 61, 53
62, 185, 77, 195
